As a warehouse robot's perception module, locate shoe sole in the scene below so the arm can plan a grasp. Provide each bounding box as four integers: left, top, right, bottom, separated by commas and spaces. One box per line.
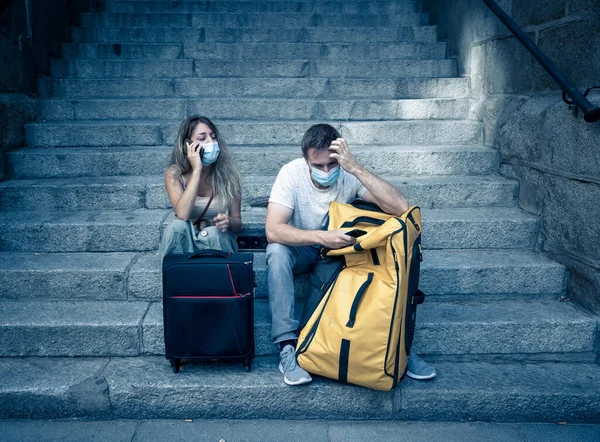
279, 362, 312, 386
406, 370, 436, 380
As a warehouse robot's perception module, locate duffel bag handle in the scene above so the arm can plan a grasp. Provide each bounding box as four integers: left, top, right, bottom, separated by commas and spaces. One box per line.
340, 216, 385, 228
351, 199, 385, 213
346, 272, 374, 328
188, 250, 231, 260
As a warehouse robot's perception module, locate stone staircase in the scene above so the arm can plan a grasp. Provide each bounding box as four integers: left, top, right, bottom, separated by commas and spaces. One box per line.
1, 0, 599, 422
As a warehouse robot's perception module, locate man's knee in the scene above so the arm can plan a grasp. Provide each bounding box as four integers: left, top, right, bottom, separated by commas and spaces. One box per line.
266, 243, 294, 268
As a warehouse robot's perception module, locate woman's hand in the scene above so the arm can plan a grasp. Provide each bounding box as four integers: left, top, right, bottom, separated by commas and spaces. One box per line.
214, 213, 230, 232
186, 140, 203, 172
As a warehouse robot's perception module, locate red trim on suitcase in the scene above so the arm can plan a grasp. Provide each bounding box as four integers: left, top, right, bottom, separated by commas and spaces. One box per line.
227, 264, 238, 295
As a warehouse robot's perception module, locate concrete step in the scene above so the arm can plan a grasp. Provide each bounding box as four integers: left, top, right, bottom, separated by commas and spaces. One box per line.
5, 145, 499, 180
79, 12, 429, 28
130, 249, 566, 301
0, 249, 566, 301
0, 175, 516, 211
97, 0, 419, 14
62, 41, 447, 60
0, 209, 170, 253
0, 298, 595, 358
0, 207, 538, 252
70, 25, 438, 44
1, 356, 600, 421
25, 120, 480, 147
38, 98, 472, 121
62, 42, 184, 59
49, 58, 457, 79
142, 298, 597, 357
37, 77, 471, 99
50, 59, 194, 79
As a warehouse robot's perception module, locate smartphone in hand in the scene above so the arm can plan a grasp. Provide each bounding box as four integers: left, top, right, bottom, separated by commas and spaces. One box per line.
345, 229, 368, 238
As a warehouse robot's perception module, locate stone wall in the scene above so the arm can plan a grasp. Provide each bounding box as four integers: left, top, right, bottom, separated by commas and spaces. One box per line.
0, 0, 92, 169
421, 0, 600, 312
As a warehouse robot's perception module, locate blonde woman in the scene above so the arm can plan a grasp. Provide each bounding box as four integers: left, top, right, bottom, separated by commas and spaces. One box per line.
160, 116, 242, 257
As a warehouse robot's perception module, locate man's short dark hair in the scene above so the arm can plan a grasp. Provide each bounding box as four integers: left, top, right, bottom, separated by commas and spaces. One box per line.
301, 124, 341, 158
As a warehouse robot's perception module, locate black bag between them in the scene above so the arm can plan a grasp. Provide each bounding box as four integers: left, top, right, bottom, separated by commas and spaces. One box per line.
162, 250, 255, 373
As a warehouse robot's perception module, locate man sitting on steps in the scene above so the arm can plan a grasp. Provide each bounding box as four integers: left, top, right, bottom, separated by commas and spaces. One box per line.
265, 123, 436, 386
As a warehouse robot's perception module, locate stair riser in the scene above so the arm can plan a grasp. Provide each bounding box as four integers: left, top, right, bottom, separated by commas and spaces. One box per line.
62, 43, 184, 60
80, 13, 428, 28
2, 357, 600, 421
25, 120, 481, 147
51, 60, 194, 79
0, 300, 593, 357
62, 42, 446, 60
4, 147, 498, 179
0, 178, 515, 211
38, 99, 471, 121
50, 59, 457, 79
0, 250, 566, 301
98, 0, 419, 14
0, 215, 538, 252
70, 26, 438, 44
37, 78, 470, 99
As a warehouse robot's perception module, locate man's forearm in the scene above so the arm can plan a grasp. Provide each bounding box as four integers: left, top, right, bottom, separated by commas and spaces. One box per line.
267, 223, 323, 247
353, 166, 409, 215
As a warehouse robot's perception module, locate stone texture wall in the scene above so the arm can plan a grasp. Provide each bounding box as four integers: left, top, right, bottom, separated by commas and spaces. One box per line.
0, 0, 92, 167
421, 0, 600, 312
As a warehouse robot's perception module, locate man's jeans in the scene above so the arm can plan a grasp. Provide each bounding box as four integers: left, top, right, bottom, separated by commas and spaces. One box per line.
266, 243, 320, 344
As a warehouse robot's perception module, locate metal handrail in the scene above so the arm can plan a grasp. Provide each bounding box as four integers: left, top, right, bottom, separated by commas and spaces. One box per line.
481, 0, 600, 123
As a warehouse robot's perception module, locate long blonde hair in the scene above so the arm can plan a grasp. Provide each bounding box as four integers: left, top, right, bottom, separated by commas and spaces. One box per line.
168, 116, 242, 213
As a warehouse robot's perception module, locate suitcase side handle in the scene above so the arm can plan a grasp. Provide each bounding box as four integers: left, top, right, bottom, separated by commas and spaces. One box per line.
188, 250, 231, 260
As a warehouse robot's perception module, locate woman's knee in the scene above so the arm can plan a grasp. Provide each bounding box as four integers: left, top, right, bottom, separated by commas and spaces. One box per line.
165, 219, 190, 236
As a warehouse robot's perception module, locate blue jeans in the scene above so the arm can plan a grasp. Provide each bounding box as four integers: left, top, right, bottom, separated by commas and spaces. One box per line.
266, 243, 320, 344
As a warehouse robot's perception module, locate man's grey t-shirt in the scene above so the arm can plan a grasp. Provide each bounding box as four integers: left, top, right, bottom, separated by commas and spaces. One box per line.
269, 158, 367, 231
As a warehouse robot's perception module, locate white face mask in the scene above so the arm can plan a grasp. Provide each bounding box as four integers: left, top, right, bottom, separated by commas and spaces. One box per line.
201, 142, 220, 166
311, 165, 340, 187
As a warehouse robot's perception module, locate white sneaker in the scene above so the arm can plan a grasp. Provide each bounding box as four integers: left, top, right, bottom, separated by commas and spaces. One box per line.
278, 344, 312, 386
406, 353, 436, 380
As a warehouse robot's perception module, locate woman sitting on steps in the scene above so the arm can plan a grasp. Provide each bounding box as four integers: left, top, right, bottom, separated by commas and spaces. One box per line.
160, 115, 242, 258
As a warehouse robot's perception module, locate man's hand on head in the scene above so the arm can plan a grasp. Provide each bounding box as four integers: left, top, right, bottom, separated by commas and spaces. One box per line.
328, 138, 361, 175
317, 230, 356, 249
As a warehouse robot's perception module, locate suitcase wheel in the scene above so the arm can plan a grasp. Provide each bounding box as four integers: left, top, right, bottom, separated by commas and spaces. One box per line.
170, 357, 181, 373
243, 357, 252, 372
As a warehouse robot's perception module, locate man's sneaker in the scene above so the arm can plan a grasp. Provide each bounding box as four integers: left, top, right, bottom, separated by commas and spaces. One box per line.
406, 353, 436, 380
279, 344, 312, 386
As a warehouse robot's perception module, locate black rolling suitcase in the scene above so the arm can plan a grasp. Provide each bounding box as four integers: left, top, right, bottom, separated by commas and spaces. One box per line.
162, 250, 255, 373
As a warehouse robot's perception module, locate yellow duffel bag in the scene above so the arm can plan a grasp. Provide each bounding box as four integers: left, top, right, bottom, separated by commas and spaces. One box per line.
296, 200, 424, 391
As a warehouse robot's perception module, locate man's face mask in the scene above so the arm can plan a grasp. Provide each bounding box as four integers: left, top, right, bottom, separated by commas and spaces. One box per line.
311, 164, 340, 187
201, 142, 220, 166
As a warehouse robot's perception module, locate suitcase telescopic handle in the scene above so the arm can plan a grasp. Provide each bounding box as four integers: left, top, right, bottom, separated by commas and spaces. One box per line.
188, 250, 231, 260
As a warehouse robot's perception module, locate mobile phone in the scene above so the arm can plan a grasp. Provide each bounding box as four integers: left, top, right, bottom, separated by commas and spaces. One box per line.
345, 229, 367, 238
184, 139, 203, 158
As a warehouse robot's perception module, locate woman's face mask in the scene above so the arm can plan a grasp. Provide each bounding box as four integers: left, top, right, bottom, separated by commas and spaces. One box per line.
311, 164, 340, 187
201, 142, 220, 166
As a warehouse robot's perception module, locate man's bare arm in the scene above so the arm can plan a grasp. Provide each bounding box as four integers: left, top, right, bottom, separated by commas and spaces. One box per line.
354, 169, 409, 216
266, 202, 356, 249
329, 138, 409, 216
